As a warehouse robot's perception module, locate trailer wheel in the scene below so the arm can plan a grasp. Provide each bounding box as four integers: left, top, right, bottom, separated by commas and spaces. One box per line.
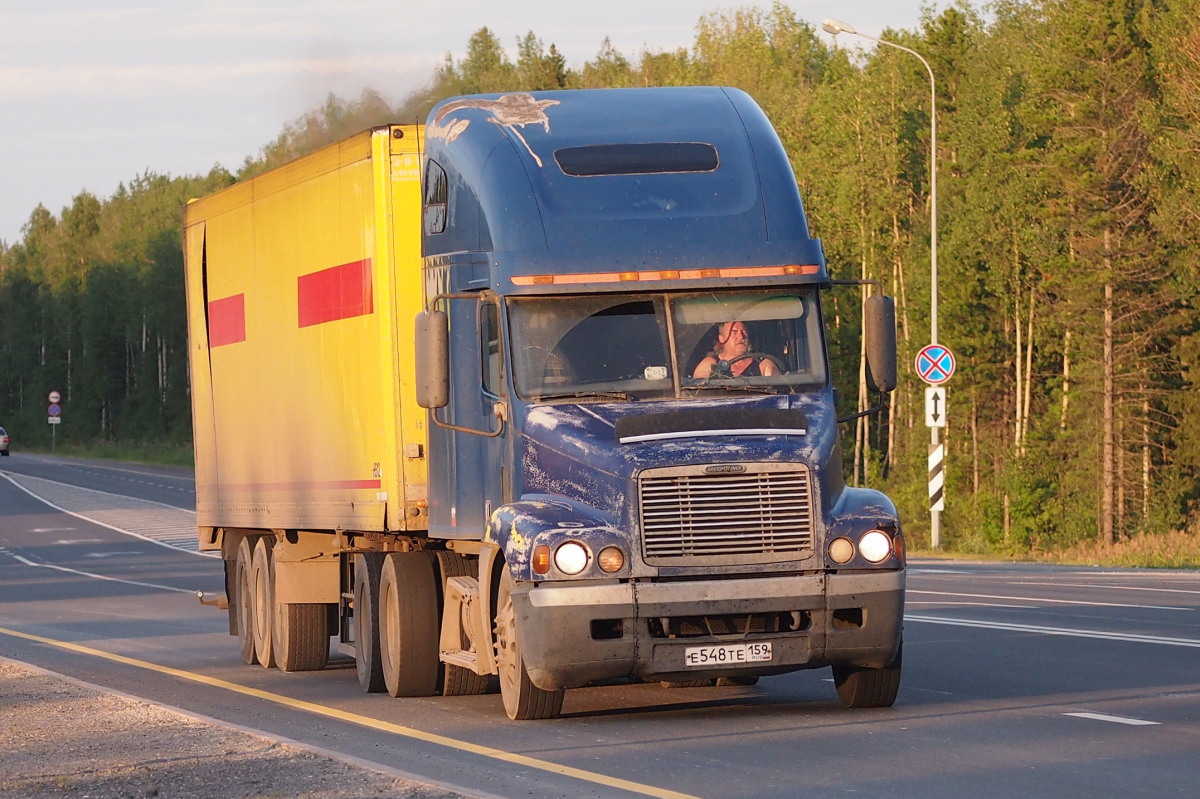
832, 638, 903, 709
436, 551, 491, 696
251, 538, 277, 668
494, 568, 564, 720
234, 537, 258, 665
273, 602, 330, 672
378, 551, 439, 697
354, 552, 386, 692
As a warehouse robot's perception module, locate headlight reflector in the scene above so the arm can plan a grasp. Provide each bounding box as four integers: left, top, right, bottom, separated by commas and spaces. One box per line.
859, 530, 893, 564
554, 541, 590, 575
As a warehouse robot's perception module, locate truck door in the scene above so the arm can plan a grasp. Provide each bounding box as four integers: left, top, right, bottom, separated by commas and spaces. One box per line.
436, 296, 510, 538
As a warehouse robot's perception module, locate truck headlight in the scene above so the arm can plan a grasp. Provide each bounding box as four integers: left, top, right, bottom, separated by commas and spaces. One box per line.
829, 537, 855, 564
597, 546, 625, 573
859, 530, 893, 564
554, 541, 590, 575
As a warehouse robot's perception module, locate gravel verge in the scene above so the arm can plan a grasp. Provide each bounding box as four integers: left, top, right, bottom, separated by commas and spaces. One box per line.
0, 658, 477, 799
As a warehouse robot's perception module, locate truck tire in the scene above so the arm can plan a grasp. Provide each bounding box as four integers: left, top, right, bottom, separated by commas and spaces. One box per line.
378, 551, 439, 697
494, 568, 564, 720
832, 639, 903, 709
660, 679, 715, 688
235, 537, 258, 666
716, 676, 760, 686
436, 551, 491, 697
354, 552, 386, 692
273, 602, 330, 672
251, 537, 277, 668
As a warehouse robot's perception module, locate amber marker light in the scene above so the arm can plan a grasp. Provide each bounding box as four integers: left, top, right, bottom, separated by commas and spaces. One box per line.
598, 546, 625, 573
532, 545, 551, 574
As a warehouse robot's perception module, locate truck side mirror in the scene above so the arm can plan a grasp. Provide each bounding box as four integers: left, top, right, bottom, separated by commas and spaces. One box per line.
864, 295, 898, 393
415, 310, 450, 408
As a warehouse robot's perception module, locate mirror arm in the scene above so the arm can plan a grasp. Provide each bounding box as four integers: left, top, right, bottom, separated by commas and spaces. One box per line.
837, 392, 888, 424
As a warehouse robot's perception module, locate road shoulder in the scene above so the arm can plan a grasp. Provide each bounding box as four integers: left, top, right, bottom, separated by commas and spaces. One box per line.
0, 657, 476, 799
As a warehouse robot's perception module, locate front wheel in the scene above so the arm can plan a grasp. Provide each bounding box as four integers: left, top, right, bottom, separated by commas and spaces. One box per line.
831, 639, 903, 709
494, 568, 564, 720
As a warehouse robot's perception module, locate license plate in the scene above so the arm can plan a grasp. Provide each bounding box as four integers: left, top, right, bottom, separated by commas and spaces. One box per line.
683, 641, 772, 668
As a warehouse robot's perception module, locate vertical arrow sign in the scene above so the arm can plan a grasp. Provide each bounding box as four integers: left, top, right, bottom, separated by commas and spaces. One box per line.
929, 443, 945, 512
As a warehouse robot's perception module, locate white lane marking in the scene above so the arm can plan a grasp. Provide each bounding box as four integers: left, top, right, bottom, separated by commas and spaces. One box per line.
8, 553, 199, 595
908, 590, 1189, 611
31, 528, 78, 533
906, 601, 1032, 608
1018, 581, 1200, 596
909, 568, 972, 574
907, 614, 1200, 648
0, 472, 212, 558
1064, 712, 1161, 726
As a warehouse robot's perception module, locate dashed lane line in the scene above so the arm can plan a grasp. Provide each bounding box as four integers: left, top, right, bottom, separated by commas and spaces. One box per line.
1064, 712, 1161, 726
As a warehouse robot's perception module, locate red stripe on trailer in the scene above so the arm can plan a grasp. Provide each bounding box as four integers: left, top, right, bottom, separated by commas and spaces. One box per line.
208, 294, 246, 348
297, 259, 374, 328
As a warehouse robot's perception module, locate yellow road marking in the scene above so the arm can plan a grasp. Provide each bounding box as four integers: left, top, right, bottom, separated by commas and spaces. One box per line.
0, 625, 697, 799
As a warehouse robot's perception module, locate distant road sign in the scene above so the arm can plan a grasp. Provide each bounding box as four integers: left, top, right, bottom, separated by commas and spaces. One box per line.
48, 417, 61, 425
916, 344, 956, 385
49, 390, 61, 403
48, 403, 62, 417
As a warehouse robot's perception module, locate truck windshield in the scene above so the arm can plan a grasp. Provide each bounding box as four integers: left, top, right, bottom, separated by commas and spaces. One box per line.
508, 288, 826, 401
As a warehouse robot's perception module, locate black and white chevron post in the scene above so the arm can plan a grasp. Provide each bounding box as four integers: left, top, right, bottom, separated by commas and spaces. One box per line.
928, 442, 945, 512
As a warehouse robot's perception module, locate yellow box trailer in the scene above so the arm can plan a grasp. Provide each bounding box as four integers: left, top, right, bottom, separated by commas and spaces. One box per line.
184, 125, 428, 539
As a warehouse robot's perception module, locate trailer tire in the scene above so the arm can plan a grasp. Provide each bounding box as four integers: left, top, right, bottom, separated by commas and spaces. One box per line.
379, 551, 439, 697
495, 568, 564, 720
832, 638, 903, 709
273, 602, 330, 672
251, 537, 277, 668
354, 552, 386, 692
436, 551, 491, 697
234, 537, 258, 665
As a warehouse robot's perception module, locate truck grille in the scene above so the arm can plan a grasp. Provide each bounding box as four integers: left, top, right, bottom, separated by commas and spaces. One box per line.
639, 463, 815, 565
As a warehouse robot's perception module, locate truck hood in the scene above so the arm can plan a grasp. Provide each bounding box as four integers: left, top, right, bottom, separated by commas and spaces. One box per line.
519, 393, 838, 521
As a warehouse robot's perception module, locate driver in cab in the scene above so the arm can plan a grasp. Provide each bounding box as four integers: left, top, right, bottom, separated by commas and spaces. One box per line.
692, 320, 779, 379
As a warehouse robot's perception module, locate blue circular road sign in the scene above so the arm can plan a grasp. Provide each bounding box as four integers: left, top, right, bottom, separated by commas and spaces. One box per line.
915, 344, 956, 385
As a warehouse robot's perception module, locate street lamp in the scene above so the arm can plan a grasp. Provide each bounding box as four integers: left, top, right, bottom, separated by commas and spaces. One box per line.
822, 17, 937, 344
823, 18, 944, 548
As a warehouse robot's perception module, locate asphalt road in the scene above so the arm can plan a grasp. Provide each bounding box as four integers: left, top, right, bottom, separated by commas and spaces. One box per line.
1, 452, 1198, 799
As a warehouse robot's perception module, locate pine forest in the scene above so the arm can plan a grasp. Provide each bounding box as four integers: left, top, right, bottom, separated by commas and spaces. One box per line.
1, 0, 1198, 560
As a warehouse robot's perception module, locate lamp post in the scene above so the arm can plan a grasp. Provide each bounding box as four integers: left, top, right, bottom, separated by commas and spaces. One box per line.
823, 17, 943, 549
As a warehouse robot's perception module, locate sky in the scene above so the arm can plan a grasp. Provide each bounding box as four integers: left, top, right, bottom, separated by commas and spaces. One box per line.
0, 1, 944, 246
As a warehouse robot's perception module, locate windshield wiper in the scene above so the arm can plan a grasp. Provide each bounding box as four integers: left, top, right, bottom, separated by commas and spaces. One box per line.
686, 383, 776, 395
534, 390, 637, 402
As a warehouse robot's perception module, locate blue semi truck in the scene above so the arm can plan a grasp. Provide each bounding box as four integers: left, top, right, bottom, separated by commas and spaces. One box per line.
415, 87, 904, 719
